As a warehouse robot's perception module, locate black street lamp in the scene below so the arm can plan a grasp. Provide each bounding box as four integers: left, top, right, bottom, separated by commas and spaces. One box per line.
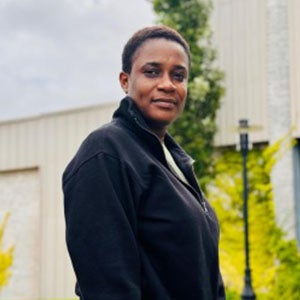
238, 119, 256, 300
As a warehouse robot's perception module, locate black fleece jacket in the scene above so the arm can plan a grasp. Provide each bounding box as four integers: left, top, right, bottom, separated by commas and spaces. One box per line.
63, 97, 226, 300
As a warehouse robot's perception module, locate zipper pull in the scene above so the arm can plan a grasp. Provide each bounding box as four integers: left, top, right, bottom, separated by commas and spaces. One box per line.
202, 200, 208, 213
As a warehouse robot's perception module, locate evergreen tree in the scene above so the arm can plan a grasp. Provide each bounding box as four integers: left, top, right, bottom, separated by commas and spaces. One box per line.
152, 0, 224, 184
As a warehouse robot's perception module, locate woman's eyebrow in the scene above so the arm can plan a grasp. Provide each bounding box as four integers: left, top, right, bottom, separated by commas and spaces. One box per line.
143, 62, 187, 71
173, 65, 187, 71
142, 62, 161, 68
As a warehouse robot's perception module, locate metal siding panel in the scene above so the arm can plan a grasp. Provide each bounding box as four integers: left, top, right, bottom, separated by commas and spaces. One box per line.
8, 124, 18, 168
289, 0, 300, 137
212, 0, 269, 145
0, 125, 9, 170
0, 119, 40, 171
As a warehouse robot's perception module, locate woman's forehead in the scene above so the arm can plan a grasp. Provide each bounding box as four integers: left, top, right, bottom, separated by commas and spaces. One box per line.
132, 38, 189, 68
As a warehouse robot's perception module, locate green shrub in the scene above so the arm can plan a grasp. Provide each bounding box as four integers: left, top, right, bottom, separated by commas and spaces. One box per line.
207, 137, 300, 299
0, 213, 14, 291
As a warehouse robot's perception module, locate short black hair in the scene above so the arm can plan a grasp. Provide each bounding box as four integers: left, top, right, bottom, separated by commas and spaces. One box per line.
122, 25, 191, 74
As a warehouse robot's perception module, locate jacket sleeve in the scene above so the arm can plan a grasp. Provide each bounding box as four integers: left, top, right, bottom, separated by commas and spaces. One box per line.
63, 152, 141, 300
217, 271, 226, 299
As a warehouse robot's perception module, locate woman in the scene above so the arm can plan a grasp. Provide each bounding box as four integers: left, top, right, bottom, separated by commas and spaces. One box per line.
63, 25, 225, 300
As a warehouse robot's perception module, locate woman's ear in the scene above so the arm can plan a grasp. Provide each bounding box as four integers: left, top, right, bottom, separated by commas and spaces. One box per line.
119, 72, 129, 94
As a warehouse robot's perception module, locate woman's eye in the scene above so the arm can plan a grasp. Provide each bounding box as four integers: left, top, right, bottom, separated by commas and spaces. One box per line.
172, 72, 186, 82
143, 69, 160, 77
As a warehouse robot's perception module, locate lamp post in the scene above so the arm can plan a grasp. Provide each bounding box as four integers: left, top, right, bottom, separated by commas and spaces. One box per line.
238, 119, 256, 300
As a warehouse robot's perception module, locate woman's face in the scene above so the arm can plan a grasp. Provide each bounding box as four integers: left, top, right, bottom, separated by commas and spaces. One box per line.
119, 38, 189, 135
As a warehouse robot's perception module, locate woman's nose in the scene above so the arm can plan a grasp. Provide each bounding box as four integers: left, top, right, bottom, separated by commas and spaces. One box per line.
157, 74, 176, 92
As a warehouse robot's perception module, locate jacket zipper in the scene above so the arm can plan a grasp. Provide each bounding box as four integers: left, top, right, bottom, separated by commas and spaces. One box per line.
132, 116, 208, 213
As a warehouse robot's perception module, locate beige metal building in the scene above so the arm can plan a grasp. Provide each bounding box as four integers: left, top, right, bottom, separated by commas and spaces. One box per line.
212, 0, 300, 240
0, 0, 299, 299
0, 103, 118, 299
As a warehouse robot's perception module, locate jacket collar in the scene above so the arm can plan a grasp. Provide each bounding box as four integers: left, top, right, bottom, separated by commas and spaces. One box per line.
113, 96, 203, 200
113, 96, 194, 166
113, 96, 152, 134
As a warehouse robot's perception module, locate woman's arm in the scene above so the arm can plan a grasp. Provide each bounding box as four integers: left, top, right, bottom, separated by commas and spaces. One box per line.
63, 153, 141, 300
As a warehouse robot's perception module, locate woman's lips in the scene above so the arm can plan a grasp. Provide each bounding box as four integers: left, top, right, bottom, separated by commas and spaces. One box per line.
152, 99, 177, 109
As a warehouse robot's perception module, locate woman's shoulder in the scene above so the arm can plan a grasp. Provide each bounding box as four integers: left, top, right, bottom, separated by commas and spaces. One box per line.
63, 120, 140, 181
84, 119, 135, 151
73, 120, 129, 160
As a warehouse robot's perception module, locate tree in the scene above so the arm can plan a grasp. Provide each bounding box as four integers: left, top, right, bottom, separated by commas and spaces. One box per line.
207, 137, 300, 299
152, 0, 224, 185
0, 213, 13, 291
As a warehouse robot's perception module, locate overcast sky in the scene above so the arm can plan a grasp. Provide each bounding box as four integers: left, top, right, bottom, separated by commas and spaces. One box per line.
0, 0, 155, 121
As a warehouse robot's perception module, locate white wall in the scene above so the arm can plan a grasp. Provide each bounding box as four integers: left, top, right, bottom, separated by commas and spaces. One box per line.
0, 169, 41, 300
